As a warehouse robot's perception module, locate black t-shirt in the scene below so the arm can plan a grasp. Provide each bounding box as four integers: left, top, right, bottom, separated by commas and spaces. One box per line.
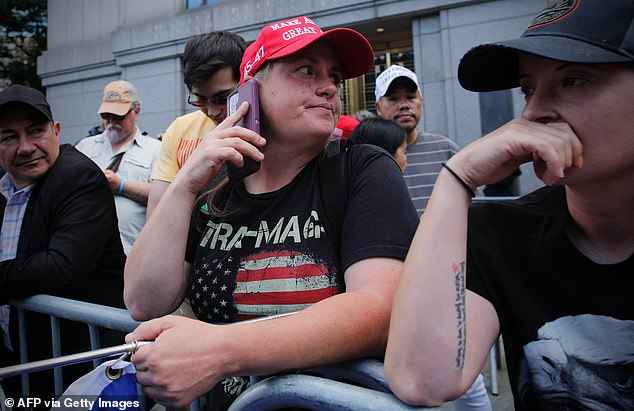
467, 185, 634, 410
186, 145, 418, 323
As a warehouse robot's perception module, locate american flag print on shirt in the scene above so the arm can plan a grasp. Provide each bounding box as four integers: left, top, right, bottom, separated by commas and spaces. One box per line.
234, 250, 339, 321
190, 250, 340, 323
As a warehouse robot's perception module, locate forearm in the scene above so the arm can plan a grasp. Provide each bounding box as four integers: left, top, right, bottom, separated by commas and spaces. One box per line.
214, 258, 400, 378
219, 287, 393, 379
118, 179, 150, 205
126, 275, 396, 408
385, 120, 583, 405
385, 170, 484, 405
124, 182, 195, 319
146, 180, 170, 219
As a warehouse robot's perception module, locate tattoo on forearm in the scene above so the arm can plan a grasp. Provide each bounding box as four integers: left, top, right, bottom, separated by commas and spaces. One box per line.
452, 261, 466, 369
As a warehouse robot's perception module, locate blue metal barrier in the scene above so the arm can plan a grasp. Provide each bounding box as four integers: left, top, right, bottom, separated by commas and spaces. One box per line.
3, 295, 211, 411
9, 295, 139, 397
305, 358, 390, 393
473, 196, 518, 202
228, 374, 433, 410
7, 295, 138, 399
5, 295, 427, 411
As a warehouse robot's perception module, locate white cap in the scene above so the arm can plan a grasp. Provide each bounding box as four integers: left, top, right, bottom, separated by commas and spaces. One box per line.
374, 65, 420, 102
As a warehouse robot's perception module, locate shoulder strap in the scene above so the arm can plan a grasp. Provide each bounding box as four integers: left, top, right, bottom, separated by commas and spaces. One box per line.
318, 138, 353, 260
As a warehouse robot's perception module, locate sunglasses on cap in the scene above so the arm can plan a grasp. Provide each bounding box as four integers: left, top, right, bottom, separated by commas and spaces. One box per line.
101, 109, 133, 122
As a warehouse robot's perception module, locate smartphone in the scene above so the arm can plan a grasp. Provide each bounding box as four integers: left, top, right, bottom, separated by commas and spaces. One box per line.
226, 79, 261, 179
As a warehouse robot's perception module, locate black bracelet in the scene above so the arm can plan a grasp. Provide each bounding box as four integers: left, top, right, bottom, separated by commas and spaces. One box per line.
441, 163, 475, 198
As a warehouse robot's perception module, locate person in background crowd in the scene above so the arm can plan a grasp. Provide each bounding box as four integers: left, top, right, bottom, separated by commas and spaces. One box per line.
375, 65, 460, 214
349, 117, 408, 171
332, 114, 359, 138
385, 1, 634, 410
124, 15, 418, 409
0, 84, 126, 401
352, 109, 377, 122
76, 80, 161, 255
147, 31, 246, 217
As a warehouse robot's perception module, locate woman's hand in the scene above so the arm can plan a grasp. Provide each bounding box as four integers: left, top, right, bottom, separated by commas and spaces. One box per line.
449, 119, 583, 189
175, 102, 266, 194
126, 316, 226, 408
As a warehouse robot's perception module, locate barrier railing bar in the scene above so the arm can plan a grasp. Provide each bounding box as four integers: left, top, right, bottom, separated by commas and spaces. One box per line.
89, 324, 100, 368
472, 196, 518, 202
6, 295, 141, 403
0, 341, 152, 379
17, 307, 30, 397
50, 314, 62, 396
11, 296, 139, 332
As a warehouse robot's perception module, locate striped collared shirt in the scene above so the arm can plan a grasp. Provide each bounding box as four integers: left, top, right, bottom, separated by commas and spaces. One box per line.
0, 174, 34, 350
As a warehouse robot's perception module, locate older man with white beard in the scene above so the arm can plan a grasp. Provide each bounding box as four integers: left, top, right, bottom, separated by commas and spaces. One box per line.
76, 80, 161, 254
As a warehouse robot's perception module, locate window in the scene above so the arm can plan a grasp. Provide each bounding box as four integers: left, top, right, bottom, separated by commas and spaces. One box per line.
186, 0, 218, 9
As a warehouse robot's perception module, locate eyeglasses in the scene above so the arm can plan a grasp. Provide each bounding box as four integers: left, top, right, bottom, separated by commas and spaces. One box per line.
187, 91, 233, 108
101, 109, 132, 122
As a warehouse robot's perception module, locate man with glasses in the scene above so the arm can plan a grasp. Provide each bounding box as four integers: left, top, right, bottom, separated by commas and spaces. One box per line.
147, 31, 246, 217
76, 80, 161, 255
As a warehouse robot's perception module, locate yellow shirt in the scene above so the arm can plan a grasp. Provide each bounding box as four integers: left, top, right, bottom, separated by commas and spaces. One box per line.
151, 110, 216, 182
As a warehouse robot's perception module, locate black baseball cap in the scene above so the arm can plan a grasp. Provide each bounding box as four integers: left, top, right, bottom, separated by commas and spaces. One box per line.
0, 84, 54, 122
458, 0, 634, 92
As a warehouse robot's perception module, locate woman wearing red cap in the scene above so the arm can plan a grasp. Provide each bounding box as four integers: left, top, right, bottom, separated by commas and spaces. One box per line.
124, 16, 418, 408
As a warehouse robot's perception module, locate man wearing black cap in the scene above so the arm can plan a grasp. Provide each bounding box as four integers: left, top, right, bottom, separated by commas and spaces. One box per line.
386, 1, 634, 410
0, 85, 126, 400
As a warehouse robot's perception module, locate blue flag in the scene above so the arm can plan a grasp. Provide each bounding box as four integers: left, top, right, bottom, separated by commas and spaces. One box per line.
57, 359, 140, 411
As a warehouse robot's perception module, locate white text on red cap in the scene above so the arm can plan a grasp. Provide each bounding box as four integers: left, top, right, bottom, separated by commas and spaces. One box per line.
269, 16, 316, 31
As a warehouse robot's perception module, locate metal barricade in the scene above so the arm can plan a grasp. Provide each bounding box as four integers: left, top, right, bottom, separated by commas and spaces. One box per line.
3, 296, 425, 410
230, 358, 433, 410
2, 296, 198, 410
8, 295, 139, 398
228, 374, 430, 411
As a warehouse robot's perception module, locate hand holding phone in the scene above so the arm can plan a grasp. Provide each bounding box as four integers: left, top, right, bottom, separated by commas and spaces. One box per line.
226, 79, 261, 179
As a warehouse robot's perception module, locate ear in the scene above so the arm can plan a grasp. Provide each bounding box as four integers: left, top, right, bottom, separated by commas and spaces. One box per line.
52, 120, 61, 142
242, 75, 258, 85
374, 100, 382, 117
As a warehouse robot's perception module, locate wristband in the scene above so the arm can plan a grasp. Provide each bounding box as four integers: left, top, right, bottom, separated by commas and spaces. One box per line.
441, 163, 475, 198
117, 179, 125, 195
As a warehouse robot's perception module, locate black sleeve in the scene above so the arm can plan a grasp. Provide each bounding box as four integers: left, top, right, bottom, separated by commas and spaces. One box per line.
341, 145, 419, 272
466, 187, 564, 308
466, 203, 497, 304
0, 148, 124, 304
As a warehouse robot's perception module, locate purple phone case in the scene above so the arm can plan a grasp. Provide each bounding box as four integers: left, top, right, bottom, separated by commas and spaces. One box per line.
227, 79, 261, 179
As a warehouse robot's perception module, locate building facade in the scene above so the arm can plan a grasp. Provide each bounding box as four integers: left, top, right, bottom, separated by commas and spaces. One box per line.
38, 0, 548, 192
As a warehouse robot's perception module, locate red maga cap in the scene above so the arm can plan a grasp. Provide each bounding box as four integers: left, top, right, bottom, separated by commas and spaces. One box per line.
240, 16, 374, 84
333, 115, 360, 138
